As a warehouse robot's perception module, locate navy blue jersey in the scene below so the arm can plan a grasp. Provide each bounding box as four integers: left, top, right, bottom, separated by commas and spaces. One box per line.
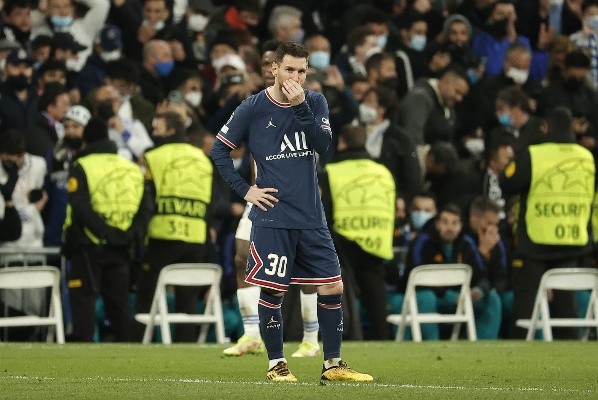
212, 88, 332, 229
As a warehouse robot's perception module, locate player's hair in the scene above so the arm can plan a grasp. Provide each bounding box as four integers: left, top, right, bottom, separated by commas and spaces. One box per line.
155, 111, 185, 137
469, 196, 501, 216
339, 124, 367, 150
439, 203, 462, 220
274, 41, 309, 63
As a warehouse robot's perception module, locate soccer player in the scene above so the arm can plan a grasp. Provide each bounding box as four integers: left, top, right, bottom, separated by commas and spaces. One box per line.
211, 41, 373, 383
222, 40, 321, 359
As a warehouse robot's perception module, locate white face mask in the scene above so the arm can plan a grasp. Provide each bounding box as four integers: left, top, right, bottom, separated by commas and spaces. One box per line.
188, 14, 209, 32
65, 58, 81, 71
100, 50, 122, 63
359, 103, 377, 124
185, 91, 202, 107
505, 67, 528, 85
364, 46, 382, 60
143, 19, 165, 31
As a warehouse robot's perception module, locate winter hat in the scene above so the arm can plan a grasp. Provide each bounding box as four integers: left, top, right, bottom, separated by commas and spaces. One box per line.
65, 105, 91, 127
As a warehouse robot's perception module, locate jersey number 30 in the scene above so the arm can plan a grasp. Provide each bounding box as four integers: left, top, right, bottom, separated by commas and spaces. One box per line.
265, 254, 288, 277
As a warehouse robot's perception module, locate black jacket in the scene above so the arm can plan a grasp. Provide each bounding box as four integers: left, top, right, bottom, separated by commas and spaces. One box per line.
63, 139, 151, 253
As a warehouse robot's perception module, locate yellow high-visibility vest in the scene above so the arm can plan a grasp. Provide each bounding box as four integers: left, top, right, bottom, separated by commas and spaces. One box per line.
526, 143, 595, 245
73, 153, 144, 244
145, 143, 212, 243
326, 158, 395, 260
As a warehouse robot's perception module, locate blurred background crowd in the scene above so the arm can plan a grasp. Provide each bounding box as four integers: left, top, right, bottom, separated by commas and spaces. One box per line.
1, 0, 598, 342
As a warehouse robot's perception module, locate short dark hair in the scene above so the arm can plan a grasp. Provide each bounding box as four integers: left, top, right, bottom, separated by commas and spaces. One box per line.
37, 59, 67, 77
368, 85, 399, 121
440, 203, 462, 220
496, 86, 530, 113
544, 106, 575, 143
428, 142, 459, 174
38, 82, 68, 112
155, 111, 185, 137
3, 0, 31, 15
411, 190, 437, 205
365, 52, 395, 74
339, 124, 367, 150
470, 195, 501, 215
105, 58, 141, 84
582, 0, 598, 13
346, 26, 375, 54
275, 41, 309, 63
261, 39, 281, 55
0, 129, 26, 155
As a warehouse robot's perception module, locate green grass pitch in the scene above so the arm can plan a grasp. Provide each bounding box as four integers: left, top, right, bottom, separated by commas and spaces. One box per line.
1, 341, 597, 399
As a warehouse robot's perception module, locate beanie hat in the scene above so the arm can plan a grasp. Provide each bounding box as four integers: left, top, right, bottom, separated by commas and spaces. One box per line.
442, 14, 472, 36
65, 105, 91, 127
83, 117, 109, 144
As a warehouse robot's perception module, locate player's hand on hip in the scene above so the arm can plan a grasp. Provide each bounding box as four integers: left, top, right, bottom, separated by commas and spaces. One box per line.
282, 79, 305, 106
244, 185, 279, 211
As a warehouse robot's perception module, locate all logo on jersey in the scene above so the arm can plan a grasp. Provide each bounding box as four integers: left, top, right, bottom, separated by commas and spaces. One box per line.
266, 118, 276, 128
265, 131, 313, 161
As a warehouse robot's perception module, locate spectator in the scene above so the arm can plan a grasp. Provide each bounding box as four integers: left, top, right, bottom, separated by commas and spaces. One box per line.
177, 0, 217, 65
43, 105, 90, 247
482, 137, 514, 223
36, 59, 68, 93
569, 0, 598, 88
31, 0, 110, 71
1, 0, 33, 49
139, 39, 175, 105
0, 149, 22, 242
398, 67, 470, 150
0, 48, 38, 132
333, 25, 378, 78
267, 5, 304, 42
543, 50, 598, 159
104, 58, 155, 134
499, 106, 595, 339
25, 82, 70, 157
471, 0, 551, 81
0, 130, 47, 249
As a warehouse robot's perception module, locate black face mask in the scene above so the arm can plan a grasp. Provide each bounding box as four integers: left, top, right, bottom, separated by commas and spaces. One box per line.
564, 78, 585, 91
5, 74, 32, 91
1, 160, 18, 174
96, 101, 115, 121
486, 18, 508, 38
63, 136, 84, 150
380, 77, 399, 90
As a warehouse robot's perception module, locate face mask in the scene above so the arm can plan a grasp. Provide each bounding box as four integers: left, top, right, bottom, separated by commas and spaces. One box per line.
33, 60, 43, 70
155, 60, 174, 77
143, 19, 165, 31
409, 34, 427, 52
188, 14, 209, 32
0, 58, 5, 72
586, 15, 598, 31
5, 74, 31, 91
550, 0, 564, 6
359, 103, 377, 124
376, 35, 388, 49
380, 77, 398, 89
564, 77, 585, 91
120, 93, 132, 103
365, 45, 382, 60
411, 211, 434, 230
185, 91, 202, 107
63, 136, 83, 150
100, 50, 121, 63
65, 58, 80, 71
309, 51, 330, 71
467, 68, 480, 85
290, 29, 305, 43
51, 15, 73, 28
497, 111, 512, 127
1, 160, 18, 173
505, 67, 528, 85
487, 18, 508, 37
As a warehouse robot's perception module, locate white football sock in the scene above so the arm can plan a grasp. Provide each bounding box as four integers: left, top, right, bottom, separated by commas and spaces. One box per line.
300, 291, 319, 343
269, 358, 287, 370
324, 358, 342, 369
237, 286, 261, 338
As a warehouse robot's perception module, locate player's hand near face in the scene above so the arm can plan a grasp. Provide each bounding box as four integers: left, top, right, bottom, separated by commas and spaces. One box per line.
245, 185, 279, 211
282, 79, 305, 106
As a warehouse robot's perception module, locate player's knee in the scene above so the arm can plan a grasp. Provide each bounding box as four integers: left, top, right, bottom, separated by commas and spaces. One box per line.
261, 288, 285, 298
317, 281, 343, 296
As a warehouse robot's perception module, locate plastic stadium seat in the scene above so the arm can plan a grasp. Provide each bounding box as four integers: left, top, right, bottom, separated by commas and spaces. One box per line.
386, 264, 477, 342
135, 263, 227, 344
0, 266, 65, 343
516, 268, 598, 341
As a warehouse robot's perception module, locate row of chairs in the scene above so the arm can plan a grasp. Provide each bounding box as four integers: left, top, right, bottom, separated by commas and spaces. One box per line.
1, 263, 597, 343
385, 264, 598, 342
0, 263, 228, 344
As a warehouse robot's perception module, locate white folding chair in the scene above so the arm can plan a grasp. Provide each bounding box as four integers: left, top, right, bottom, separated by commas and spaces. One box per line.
516, 268, 598, 341
135, 263, 227, 344
386, 264, 477, 342
0, 266, 65, 344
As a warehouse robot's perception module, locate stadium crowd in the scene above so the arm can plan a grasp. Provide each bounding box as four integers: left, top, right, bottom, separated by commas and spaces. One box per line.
0, 0, 597, 342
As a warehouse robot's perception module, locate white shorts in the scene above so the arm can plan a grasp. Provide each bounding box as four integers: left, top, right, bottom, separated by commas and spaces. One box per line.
234, 203, 253, 241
